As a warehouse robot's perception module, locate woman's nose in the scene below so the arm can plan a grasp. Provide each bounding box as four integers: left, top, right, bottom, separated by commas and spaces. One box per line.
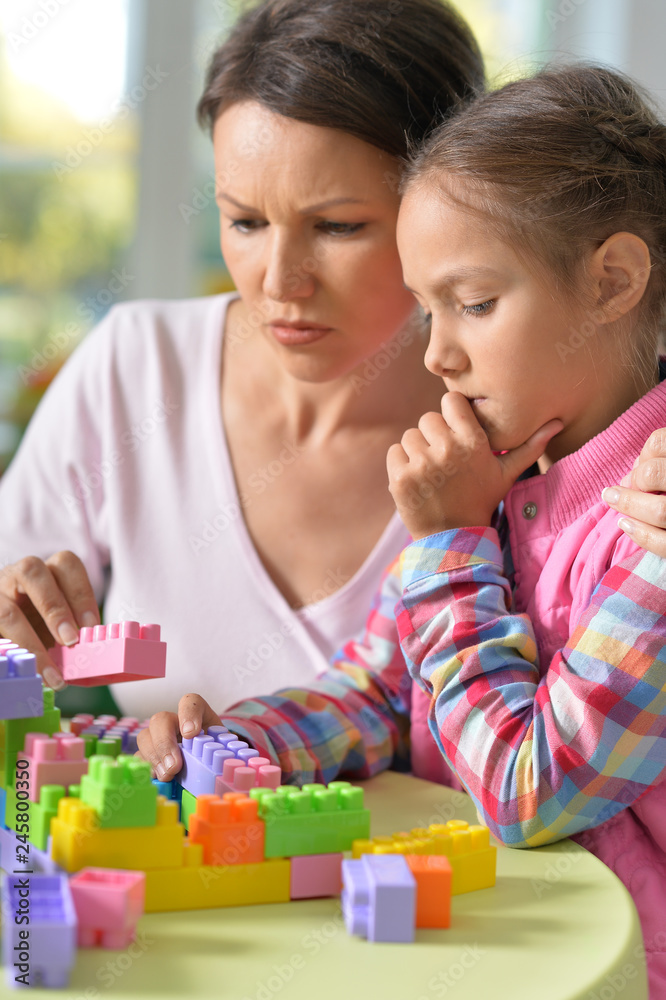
262, 233, 316, 301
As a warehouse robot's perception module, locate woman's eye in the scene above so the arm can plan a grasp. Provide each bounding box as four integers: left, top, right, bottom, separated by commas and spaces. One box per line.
461, 299, 495, 317
317, 221, 365, 236
229, 219, 265, 233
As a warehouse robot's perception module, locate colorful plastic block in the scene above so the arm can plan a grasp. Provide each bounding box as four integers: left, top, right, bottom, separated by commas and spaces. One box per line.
5, 783, 67, 851
0, 824, 63, 875
79, 754, 157, 828
143, 853, 291, 912
0, 644, 43, 720
0, 687, 61, 788
290, 853, 343, 899
180, 786, 197, 830
23, 733, 88, 801
405, 854, 452, 928
250, 781, 370, 857
50, 794, 184, 872
176, 726, 260, 798
214, 755, 281, 797
1, 873, 77, 988
69, 868, 145, 948
351, 820, 496, 895
189, 793, 265, 865
49, 621, 166, 686
0, 782, 5, 827
342, 854, 416, 943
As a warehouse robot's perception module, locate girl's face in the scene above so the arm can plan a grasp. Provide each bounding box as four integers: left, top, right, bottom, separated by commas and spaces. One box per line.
213, 101, 417, 382
397, 180, 620, 462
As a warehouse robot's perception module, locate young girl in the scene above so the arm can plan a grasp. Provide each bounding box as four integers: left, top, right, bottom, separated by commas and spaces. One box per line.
140, 66, 666, 992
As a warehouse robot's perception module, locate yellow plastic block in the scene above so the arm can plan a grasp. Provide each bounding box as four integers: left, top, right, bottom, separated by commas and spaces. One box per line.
50, 795, 185, 873
352, 820, 496, 895
143, 857, 291, 912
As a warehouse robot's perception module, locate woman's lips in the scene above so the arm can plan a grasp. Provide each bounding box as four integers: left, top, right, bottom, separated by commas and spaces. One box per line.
269, 323, 333, 346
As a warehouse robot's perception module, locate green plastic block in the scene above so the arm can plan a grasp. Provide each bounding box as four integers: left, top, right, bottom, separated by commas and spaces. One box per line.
96, 736, 122, 757
28, 784, 66, 850
250, 781, 370, 858
0, 687, 61, 787
180, 787, 197, 831
79, 754, 157, 828
81, 733, 98, 758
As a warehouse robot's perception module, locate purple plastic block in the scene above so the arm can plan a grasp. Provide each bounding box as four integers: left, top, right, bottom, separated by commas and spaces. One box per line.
0, 644, 43, 720
0, 827, 63, 876
175, 728, 261, 797
1, 873, 77, 988
341, 854, 416, 943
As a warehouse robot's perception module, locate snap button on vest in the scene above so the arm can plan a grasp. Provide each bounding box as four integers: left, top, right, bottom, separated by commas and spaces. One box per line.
522, 502, 538, 520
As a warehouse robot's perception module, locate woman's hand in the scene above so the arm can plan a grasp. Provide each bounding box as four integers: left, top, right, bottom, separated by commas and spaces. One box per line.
0, 551, 100, 689
602, 429, 666, 556
387, 392, 563, 540
136, 693, 221, 781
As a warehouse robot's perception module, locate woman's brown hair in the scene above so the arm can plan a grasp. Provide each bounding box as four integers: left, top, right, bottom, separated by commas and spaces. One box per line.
196, 0, 485, 158
404, 65, 666, 339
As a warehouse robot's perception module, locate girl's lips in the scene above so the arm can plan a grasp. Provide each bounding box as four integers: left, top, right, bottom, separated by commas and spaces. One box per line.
269, 324, 333, 346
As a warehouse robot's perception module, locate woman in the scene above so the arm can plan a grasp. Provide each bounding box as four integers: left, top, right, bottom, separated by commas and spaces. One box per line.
0, 0, 484, 715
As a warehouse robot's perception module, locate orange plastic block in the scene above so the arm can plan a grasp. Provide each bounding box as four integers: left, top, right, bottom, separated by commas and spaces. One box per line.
143, 845, 291, 912
352, 820, 496, 895
50, 795, 185, 873
189, 793, 265, 865
405, 854, 452, 928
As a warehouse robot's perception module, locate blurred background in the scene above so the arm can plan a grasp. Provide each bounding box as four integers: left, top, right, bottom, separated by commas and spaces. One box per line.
0, 0, 664, 716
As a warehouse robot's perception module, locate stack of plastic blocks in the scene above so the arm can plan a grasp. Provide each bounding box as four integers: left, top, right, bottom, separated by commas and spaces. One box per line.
69, 868, 146, 948
69, 713, 147, 756
49, 620, 166, 686
0, 643, 43, 721
0, 687, 61, 791
352, 819, 496, 896
342, 853, 453, 943
1, 872, 77, 988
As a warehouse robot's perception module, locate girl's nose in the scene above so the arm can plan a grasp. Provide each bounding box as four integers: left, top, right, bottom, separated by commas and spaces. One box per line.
424, 325, 468, 378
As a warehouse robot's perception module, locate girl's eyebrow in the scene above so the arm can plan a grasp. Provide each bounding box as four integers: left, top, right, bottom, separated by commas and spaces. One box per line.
404, 265, 501, 296
215, 193, 368, 213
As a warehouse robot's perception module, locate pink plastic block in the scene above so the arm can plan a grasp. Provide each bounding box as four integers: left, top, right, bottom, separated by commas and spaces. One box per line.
23, 733, 88, 801
0, 642, 43, 720
214, 756, 282, 797
69, 713, 94, 736
290, 853, 343, 899
69, 868, 146, 948
49, 621, 166, 686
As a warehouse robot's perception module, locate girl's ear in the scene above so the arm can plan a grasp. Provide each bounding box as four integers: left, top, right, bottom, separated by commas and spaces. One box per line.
589, 232, 651, 324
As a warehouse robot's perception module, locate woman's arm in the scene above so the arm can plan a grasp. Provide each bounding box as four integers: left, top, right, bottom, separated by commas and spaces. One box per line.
396, 527, 666, 848
602, 429, 666, 556
138, 557, 413, 784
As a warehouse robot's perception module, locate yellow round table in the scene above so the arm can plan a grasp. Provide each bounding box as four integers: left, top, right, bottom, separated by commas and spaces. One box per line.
0, 772, 647, 1000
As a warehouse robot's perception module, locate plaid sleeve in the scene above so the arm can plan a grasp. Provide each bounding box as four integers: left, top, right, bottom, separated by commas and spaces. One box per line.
397, 527, 666, 847
220, 556, 412, 785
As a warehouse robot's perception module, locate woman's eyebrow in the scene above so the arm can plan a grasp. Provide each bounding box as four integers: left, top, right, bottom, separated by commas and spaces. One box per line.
215, 193, 368, 213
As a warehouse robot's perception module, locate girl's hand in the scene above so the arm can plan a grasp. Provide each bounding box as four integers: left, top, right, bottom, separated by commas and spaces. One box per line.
136, 693, 221, 781
387, 392, 563, 540
0, 551, 100, 690
602, 428, 666, 556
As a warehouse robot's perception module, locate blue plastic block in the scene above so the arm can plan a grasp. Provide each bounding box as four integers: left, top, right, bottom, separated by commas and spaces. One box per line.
0, 645, 44, 720
175, 726, 260, 797
1, 873, 77, 987
342, 854, 416, 943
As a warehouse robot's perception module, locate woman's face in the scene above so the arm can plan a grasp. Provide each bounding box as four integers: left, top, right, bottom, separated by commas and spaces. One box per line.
213, 101, 417, 381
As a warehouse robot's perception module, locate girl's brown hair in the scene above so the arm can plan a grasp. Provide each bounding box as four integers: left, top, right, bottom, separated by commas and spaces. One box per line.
196, 0, 485, 158
405, 65, 666, 339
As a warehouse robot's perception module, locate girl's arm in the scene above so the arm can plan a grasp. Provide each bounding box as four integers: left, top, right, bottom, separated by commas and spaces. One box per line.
139, 557, 413, 785
396, 526, 666, 847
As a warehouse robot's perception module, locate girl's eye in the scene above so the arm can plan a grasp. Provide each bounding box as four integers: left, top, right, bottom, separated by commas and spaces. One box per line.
461, 300, 495, 317
229, 219, 265, 233
317, 221, 366, 236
